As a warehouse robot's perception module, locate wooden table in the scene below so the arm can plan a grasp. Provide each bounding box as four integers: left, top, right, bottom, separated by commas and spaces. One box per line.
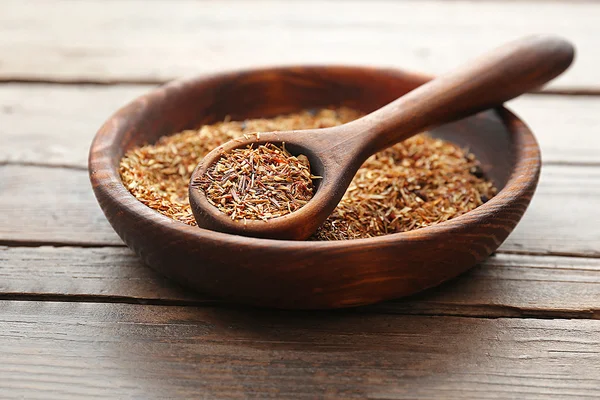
2, 1, 599, 398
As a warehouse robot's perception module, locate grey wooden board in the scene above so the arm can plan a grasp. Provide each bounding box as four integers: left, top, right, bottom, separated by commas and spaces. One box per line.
0, 164, 599, 255
0, 84, 598, 168
0, 84, 150, 168
0, 246, 200, 303
508, 95, 600, 165
504, 164, 600, 256
0, 165, 121, 245
1, 246, 599, 318
1, 301, 599, 399
0, 0, 598, 91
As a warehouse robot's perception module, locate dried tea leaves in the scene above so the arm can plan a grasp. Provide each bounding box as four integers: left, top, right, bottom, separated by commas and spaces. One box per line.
119, 108, 356, 227
192, 143, 315, 221
119, 108, 497, 240
312, 135, 497, 240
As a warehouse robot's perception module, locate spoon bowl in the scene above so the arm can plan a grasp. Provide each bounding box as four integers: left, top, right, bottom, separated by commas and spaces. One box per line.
190, 35, 574, 240
189, 127, 355, 240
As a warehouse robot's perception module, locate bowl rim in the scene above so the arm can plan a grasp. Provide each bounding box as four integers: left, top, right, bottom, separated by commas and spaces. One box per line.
89, 65, 541, 251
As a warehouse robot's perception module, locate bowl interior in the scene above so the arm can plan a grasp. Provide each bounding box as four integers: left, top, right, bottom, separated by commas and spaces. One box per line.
115, 66, 512, 192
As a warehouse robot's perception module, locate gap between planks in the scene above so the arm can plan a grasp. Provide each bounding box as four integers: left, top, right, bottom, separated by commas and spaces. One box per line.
0, 293, 597, 320
2, 238, 600, 259
3, 78, 600, 97
0, 240, 124, 248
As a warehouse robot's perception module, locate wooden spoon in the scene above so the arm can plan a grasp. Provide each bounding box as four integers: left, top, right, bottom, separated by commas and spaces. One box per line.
189, 35, 574, 240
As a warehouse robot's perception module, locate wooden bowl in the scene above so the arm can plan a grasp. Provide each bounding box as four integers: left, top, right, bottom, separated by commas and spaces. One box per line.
89, 66, 540, 309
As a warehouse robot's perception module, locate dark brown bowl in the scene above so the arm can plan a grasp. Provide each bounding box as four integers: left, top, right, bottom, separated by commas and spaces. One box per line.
89, 66, 540, 309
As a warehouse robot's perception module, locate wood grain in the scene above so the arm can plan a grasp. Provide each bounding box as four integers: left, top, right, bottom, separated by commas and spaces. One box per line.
0, 84, 150, 168
509, 95, 600, 165
0, 165, 121, 245
2, 164, 597, 256
0, 0, 598, 91
504, 164, 600, 256
1, 300, 599, 399
0, 246, 199, 303
383, 253, 600, 319
1, 246, 599, 319
1, 87, 598, 169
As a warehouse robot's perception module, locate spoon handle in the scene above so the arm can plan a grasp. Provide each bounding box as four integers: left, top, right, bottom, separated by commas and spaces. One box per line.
346, 35, 574, 155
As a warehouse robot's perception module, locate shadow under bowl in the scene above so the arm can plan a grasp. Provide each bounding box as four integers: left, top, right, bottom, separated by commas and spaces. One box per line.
89, 66, 540, 309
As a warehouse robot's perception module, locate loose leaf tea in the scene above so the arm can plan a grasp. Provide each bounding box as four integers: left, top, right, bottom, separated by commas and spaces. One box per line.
192, 143, 315, 221
313, 135, 496, 240
119, 108, 497, 240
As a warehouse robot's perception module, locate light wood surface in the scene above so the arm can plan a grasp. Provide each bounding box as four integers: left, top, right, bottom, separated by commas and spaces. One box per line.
1, 0, 599, 398
1, 0, 599, 92
2, 301, 599, 399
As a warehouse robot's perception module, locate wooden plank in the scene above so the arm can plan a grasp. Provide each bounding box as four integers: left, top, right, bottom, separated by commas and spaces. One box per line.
1, 246, 599, 318
502, 164, 600, 256
0, 0, 598, 91
0, 246, 199, 303
1, 85, 599, 168
509, 95, 600, 165
0, 165, 121, 245
381, 253, 600, 319
0, 84, 150, 168
1, 164, 599, 255
1, 300, 599, 399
